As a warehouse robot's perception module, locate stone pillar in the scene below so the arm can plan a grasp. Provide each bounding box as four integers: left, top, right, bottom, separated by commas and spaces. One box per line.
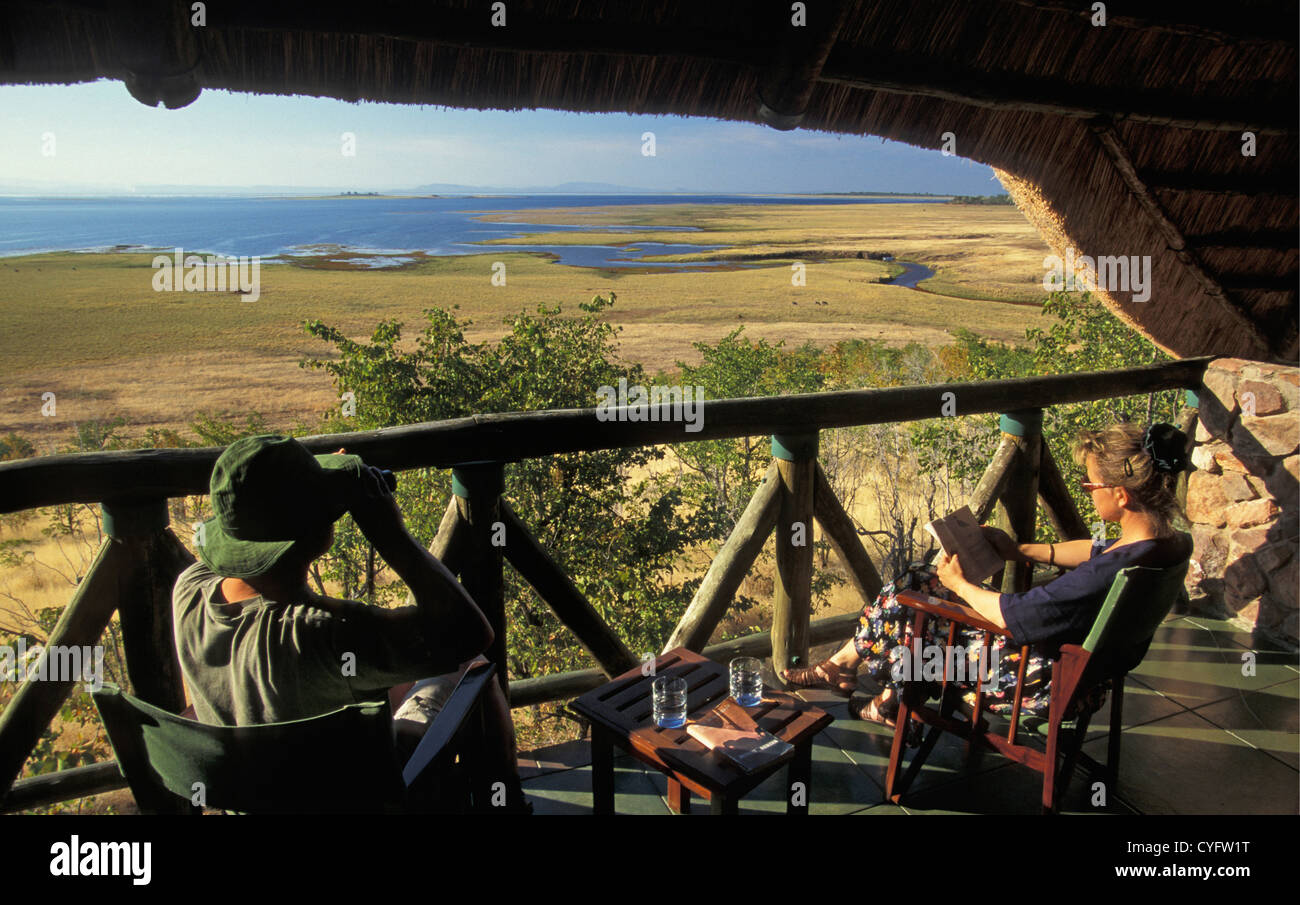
1187, 358, 1299, 644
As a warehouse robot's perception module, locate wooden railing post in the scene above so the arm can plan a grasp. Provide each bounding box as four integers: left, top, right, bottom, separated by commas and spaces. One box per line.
452, 462, 508, 701
102, 497, 192, 713
0, 539, 125, 803
770, 432, 817, 686
665, 461, 782, 653
994, 410, 1043, 594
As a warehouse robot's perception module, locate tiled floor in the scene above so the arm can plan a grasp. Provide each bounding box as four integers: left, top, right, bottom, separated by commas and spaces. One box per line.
517, 615, 1300, 815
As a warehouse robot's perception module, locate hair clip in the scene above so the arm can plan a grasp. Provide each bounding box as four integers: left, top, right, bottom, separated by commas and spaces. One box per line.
1123, 457, 1134, 477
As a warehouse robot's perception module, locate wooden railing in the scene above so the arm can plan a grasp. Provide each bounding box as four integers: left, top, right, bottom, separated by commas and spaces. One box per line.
0, 357, 1210, 811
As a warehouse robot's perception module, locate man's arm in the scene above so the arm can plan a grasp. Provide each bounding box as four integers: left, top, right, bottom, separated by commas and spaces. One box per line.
349, 492, 494, 668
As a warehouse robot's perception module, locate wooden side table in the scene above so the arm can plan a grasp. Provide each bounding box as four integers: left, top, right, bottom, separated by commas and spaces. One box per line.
570, 647, 833, 815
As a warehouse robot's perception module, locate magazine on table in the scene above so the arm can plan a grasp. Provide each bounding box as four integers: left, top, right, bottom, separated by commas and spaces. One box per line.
686, 705, 793, 773
924, 504, 1006, 584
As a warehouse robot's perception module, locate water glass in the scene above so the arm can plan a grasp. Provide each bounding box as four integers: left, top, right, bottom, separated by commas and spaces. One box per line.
651, 676, 688, 728
730, 657, 764, 707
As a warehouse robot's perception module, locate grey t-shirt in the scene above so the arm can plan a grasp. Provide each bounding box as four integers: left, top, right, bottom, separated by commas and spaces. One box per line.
173, 561, 443, 726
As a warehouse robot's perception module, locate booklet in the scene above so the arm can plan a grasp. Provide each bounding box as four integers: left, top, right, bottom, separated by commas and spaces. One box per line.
687, 708, 793, 774
924, 505, 1006, 584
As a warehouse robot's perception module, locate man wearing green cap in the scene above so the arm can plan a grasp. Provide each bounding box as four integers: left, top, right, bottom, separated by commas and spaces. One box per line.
173, 434, 523, 809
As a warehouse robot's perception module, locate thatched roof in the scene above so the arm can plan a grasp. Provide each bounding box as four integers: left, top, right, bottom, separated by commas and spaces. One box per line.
4, 0, 1296, 362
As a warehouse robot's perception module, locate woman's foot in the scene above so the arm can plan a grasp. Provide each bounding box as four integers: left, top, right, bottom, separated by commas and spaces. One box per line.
781, 659, 858, 695
850, 691, 922, 746
849, 691, 898, 727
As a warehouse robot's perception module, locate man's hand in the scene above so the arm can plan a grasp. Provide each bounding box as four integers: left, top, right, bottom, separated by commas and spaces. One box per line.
330, 447, 397, 519
981, 525, 1022, 562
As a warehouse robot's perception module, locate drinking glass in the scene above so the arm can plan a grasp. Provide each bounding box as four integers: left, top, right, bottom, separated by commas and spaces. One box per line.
729, 657, 764, 707
651, 676, 688, 728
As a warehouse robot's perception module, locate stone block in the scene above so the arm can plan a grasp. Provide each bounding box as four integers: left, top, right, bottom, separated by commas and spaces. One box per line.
1219, 471, 1255, 502
1237, 380, 1286, 416
1224, 497, 1280, 529
1213, 446, 1274, 477
1231, 413, 1300, 458
1231, 597, 1261, 622
1195, 420, 1215, 443
1266, 556, 1299, 609
1275, 455, 1300, 508
1186, 471, 1229, 526
1256, 540, 1295, 573
1228, 525, 1271, 559
1274, 375, 1300, 413
1191, 443, 1221, 474
1199, 368, 1239, 437
1226, 556, 1269, 601
1191, 524, 1228, 573
1210, 358, 1248, 374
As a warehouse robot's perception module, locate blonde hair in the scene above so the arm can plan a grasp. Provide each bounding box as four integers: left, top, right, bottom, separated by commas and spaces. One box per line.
1071, 421, 1187, 538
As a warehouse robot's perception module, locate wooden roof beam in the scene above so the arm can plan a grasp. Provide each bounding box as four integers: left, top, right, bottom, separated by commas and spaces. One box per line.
756, 0, 851, 130
1004, 0, 1298, 45
1090, 119, 1277, 358
819, 51, 1297, 135
1143, 170, 1299, 198
1217, 275, 1299, 293
1186, 229, 1299, 251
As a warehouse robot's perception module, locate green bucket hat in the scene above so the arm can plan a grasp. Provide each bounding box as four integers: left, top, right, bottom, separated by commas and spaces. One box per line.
196, 434, 363, 579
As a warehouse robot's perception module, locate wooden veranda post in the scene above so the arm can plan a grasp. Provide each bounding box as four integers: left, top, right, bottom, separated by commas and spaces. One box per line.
452, 463, 508, 701
102, 497, 191, 713
770, 433, 817, 687
994, 410, 1043, 595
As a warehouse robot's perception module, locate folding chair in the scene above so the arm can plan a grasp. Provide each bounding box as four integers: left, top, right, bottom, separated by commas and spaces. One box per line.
92, 661, 497, 813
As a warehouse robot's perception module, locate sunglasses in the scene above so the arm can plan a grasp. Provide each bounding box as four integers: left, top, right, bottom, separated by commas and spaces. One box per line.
1079, 480, 1119, 492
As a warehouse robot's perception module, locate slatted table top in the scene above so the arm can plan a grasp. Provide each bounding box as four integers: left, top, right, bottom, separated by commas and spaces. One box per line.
570, 647, 833, 796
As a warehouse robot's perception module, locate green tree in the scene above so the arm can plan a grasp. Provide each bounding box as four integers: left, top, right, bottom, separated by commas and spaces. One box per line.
301, 296, 716, 680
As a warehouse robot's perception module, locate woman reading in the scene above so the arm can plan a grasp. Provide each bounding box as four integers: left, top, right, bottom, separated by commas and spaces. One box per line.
781, 420, 1194, 728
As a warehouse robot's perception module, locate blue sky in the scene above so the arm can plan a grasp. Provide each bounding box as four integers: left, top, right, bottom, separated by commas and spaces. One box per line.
1, 81, 1004, 194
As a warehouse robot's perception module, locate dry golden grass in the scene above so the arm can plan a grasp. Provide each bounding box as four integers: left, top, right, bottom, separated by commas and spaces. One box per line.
0, 201, 1050, 446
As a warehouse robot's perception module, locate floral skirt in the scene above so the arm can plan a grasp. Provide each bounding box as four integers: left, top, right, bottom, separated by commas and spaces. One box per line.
852, 564, 1107, 720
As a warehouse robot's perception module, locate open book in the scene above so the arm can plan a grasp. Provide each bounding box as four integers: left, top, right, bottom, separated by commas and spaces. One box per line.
924, 505, 1005, 584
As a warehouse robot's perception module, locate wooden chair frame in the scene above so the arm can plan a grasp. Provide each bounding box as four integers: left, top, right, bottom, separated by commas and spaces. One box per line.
884, 562, 1189, 813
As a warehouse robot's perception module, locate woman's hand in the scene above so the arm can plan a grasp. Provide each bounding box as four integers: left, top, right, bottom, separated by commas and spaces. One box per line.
934, 552, 1008, 630
935, 552, 966, 590
981, 525, 1021, 562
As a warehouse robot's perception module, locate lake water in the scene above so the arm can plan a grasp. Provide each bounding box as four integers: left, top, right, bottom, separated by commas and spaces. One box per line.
0, 194, 929, 272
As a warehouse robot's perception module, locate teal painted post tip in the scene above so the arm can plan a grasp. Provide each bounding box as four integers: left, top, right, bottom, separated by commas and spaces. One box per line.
998, 409, 1043, 437
101, 498, 169, 537
451, 461, 504, 498
771, 433, 819, 461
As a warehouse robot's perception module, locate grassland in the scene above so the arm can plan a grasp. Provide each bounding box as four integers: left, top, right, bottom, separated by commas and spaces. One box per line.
0, 201, 1051, 448
0, 199, 1058, 788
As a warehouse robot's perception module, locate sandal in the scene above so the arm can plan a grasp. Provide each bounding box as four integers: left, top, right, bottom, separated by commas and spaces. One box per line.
850, 691, 899, 728
781, 659, 858, 695
850, 691, 922, 747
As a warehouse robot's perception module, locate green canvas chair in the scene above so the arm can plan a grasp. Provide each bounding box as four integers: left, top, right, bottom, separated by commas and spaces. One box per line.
93, 661, 497, 814
886, 560, 1189, 813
